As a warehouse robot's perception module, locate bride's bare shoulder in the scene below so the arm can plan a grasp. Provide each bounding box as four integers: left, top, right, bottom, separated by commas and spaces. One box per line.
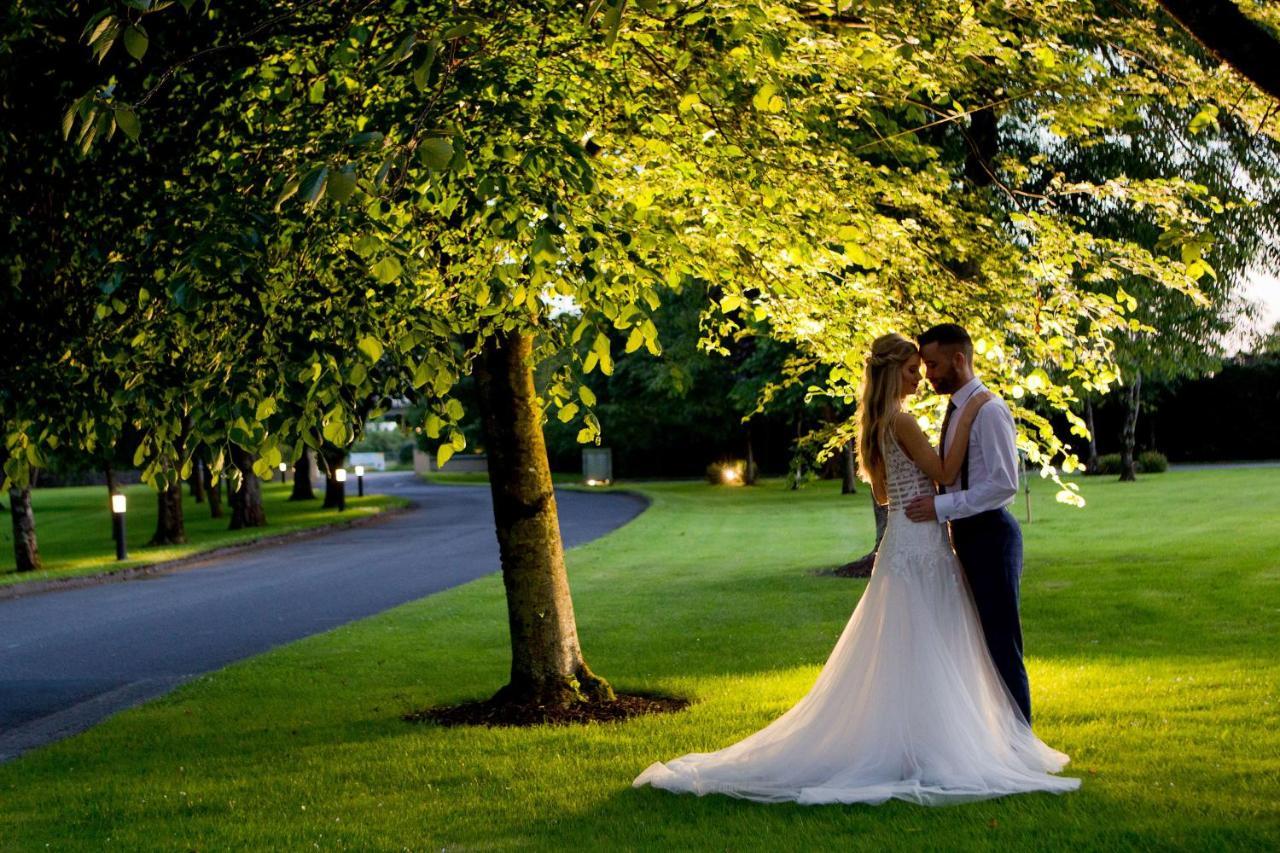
891, 411, 923, 436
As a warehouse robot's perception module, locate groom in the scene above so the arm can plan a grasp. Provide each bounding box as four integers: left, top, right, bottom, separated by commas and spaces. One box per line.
904, 324, 1032, 724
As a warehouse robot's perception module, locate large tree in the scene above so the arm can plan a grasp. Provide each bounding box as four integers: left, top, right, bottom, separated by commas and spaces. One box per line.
11, 0, 1275, 703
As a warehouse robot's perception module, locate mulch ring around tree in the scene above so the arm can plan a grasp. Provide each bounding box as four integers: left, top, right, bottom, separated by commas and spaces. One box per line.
403, 692, 690, 728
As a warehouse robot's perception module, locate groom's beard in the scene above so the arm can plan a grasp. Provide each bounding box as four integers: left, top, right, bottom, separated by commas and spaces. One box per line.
931, 374, 959, 395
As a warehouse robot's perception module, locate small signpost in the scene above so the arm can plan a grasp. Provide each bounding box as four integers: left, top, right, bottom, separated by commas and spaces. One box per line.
582, 447, 612, 486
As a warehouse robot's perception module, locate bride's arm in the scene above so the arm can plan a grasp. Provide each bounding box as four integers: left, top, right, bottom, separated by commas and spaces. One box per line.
891, 393, 992, 483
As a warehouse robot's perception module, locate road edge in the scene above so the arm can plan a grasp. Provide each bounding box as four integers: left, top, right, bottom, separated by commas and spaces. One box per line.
0, 503, 413, 602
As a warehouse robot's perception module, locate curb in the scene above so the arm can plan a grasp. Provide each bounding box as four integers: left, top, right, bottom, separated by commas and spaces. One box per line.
0, 503, 414, 602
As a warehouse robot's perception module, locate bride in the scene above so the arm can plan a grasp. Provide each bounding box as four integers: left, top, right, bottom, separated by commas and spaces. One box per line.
634, 333, 1081, 806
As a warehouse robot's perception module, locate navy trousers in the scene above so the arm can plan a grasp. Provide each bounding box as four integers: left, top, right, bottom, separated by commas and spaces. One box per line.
950, 507, 1031, 724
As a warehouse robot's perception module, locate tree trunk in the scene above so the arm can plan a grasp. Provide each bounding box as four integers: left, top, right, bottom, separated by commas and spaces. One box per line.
789, 416, 804, 490
1155, 0, 1280, 103
189, 456, 206, 504
204, 454, 224, 519
837, 500, 888, 577
290, 447, 316, 501
321, 446, 346, 509
8, 486, 41, 573
841, 439, 858, 494
1083, 397, 1100, 473
227, 446, 267, 529
744, 425, 758, 486
474, 330, 613, 708
149, 481, 187, 545
964, 100, 999, 187
1119, 372, 1143, 482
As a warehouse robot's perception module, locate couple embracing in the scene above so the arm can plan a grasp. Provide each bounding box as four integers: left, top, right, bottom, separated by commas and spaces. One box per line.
635, 324, 1081, 806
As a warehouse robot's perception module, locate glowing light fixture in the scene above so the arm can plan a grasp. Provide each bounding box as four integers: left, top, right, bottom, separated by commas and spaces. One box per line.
110, 494, 128, 560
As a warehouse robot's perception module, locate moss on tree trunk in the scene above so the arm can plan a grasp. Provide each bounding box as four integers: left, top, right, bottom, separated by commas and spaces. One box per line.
475, 330, 614, 708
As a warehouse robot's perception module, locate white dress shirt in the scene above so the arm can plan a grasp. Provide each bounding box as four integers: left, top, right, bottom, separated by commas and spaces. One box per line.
934, 377, 1019, 523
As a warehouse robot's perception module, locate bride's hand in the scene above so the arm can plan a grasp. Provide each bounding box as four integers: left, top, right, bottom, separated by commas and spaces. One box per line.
959, 390, 994, 427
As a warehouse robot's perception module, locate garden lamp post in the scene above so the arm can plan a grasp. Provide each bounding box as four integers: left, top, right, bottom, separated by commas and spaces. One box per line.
335, 468, 347, 512
111, 493, 128, 561
279, 461, 288, 483
355, 465, 365, 497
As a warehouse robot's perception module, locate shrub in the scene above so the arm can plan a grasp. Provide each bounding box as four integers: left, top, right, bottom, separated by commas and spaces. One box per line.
1091, 453, 1123, 475
1138, 450, 1169, 473
1087, 451, 1167, 475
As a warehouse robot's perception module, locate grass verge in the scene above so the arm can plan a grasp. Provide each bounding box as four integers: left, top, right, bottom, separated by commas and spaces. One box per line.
0, 481, 408, 588
1, 470, 1277, 850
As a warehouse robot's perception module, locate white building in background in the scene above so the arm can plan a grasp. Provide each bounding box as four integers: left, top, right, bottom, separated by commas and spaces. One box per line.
349, 451, 387, 471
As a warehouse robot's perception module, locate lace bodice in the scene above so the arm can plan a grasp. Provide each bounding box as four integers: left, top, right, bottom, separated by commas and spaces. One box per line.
884, 434, 935, 511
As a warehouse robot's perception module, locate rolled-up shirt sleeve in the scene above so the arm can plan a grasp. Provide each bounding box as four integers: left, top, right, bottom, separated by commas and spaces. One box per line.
934, 402, 1019, 523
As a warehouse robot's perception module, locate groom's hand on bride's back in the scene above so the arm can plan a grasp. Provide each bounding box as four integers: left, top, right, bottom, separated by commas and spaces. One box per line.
905, 494, 937, 522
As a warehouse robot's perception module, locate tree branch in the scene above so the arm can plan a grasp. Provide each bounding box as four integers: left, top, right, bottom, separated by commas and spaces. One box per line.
1154, 0, 1280, 103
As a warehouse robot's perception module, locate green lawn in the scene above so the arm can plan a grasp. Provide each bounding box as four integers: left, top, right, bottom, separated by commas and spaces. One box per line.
0, 481, 407, 587
1, 470, 1278, 850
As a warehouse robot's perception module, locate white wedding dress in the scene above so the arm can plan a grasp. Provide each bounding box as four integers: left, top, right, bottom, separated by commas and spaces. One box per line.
634, 436, 1081, 805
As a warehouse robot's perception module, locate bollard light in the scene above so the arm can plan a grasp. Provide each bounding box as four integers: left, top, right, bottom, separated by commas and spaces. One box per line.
334, 468, 347, 512
111, 493, 128, 561
279, 461, 288, 483
355, 465, 365, 497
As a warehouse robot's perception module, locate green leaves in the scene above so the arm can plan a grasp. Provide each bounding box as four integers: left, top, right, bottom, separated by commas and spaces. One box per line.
357, 336, 384, 363
123, 25, 148, 61
114, 106, 140, 142
348, 131, 384, 150
322, 409, 350, 446
586, 331, 613, 376
418, 137, 454, 170
370, 256, 402, 283
1189, 104, 1219, 135
436, 443, 455, 468
298, 165, 329, 207
326, 164, 357, 203
531, 229, 558, 264
412, 40, 439, 91
752, 82, 783, 112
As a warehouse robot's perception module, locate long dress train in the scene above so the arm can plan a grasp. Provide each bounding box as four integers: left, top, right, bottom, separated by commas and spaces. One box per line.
633, 436, 1081, 805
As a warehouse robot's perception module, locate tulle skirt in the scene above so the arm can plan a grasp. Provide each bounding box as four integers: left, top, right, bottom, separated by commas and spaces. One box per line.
633, 513, 1081, 806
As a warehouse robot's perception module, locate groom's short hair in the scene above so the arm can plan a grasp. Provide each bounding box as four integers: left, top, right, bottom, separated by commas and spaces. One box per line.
918, 324, 973, 359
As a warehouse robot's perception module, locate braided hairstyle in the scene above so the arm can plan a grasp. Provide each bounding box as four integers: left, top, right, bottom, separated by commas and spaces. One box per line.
856, 333, 918, 501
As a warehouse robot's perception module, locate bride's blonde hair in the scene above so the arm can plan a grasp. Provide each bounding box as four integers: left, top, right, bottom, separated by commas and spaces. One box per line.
857, 333, 918, 497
